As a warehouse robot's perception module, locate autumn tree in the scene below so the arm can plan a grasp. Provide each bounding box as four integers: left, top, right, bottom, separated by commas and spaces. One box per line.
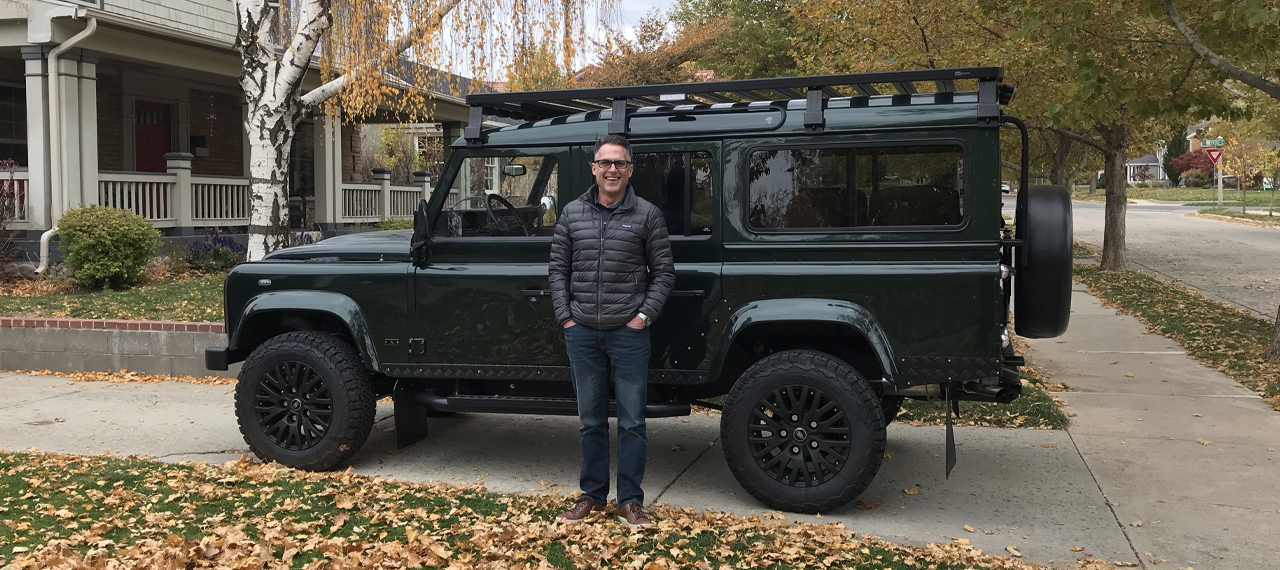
234, 0, 597, 260
671, 0, 798, 79
577, 9, 727, 87
1163, 122, 1189, 182
507, 39, 568, 92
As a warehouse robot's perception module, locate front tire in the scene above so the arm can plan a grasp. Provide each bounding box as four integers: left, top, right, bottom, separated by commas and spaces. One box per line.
721, 350, 886, 514
235, 331, 375, 470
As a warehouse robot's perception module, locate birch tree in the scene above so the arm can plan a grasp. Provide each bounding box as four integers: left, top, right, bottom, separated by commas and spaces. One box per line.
235, 0, 598, 260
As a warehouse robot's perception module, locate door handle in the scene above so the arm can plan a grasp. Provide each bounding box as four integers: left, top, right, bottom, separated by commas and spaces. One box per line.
670, 290, 707, 298
521, 289, 553, 297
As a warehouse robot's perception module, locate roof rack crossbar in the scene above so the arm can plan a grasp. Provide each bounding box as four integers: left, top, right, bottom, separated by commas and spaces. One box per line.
462, 67, 1004, 145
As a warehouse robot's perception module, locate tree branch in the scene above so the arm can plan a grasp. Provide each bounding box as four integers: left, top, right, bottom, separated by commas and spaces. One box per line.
300, 0, 465, 108
1164, 0, 1280, 101
1170, 54, 1200, 99
1002, 160, 1050, 179
1052, 127, 1111, 155
276, 0, 332, 97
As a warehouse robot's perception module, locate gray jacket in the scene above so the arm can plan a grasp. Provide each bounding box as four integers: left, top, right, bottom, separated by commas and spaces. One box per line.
549, 185, 675, 330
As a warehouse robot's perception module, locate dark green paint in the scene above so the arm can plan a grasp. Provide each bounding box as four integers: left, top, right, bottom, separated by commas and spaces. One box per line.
220, 91, 1008, 392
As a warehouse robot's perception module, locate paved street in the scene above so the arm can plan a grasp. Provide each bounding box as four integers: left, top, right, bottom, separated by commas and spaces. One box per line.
1005, 198, 1280, 318
6, 287, 1280, 569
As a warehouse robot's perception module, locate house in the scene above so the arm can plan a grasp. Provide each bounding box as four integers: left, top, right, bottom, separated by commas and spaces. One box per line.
1126, 152, 1165, 185
0, 0, 479, 258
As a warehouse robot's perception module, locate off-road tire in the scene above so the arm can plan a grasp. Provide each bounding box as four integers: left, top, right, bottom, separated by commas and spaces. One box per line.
721, 349, 886, 514
235, 331, 375, 471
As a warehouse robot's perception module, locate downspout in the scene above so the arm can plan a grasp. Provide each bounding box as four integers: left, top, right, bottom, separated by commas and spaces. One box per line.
36, 15, 98, 275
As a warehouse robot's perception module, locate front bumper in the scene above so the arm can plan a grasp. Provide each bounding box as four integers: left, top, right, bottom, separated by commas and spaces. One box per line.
205, 347, 234, 371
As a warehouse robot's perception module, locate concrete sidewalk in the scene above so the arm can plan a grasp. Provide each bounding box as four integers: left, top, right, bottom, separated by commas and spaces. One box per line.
3, 286, 1278, 568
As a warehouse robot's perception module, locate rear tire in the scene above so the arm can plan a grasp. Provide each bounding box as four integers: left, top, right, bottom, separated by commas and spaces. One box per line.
721, 349, 886, 514
235, 331, 375, 470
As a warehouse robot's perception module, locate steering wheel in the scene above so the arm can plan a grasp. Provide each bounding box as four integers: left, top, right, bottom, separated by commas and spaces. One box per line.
484, 193, 533, 236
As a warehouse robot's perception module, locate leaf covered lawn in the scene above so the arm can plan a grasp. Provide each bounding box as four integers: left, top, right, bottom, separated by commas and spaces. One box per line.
0, 275, 224, 322
0, 451, 1065, 570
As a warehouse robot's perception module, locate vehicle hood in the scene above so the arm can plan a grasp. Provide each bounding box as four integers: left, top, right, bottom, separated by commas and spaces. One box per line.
263, 231, 413, 262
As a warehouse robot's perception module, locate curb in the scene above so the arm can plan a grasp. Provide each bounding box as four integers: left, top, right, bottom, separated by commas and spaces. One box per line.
1184, 212, 1280, 230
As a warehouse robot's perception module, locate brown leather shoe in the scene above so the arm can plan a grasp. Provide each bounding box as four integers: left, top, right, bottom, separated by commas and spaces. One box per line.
557, 497, 604, 523
616, 502, 653, 528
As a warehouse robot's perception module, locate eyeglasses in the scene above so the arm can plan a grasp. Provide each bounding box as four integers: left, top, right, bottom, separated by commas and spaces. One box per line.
592, 159, 632, 170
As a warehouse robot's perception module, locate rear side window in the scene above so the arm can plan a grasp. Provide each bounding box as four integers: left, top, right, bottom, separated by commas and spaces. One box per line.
631, 151, 714, 236
747, 145, 964, 230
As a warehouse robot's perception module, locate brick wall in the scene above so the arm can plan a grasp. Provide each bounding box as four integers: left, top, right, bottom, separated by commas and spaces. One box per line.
97, 71, 124, 171
190, 89, 244, 177
341, 123, 363, 181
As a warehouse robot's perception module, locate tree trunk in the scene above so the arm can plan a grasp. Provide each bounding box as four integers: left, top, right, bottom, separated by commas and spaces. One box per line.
1268, 305, 1280, 362
1088, 172, 1098, 196
1097, 123, 1130, 272
1050, 131, 1074, 187
245, 104, 300, 260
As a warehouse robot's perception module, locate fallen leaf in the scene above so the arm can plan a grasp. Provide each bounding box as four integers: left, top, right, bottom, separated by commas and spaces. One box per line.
984, 529, 999, 535
1192, 414, 1202, 417
1196, 438, 1211, 446
1130, 520, 1143, 527
953, 538, 971, 546
903, 487, 919, 495
1006, 545, 1022, 557
1125, 372, 1135, 377
1041, 444, 1055, 448
1071, 546, 1085, 552
963, 525, 975, 533
883, 451, 893, 459
854, 500, 879, 510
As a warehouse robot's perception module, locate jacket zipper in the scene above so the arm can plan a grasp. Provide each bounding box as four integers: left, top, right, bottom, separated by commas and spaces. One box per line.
596, 205, 604, 325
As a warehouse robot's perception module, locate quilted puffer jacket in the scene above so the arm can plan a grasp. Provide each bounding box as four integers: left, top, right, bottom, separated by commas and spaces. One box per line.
549, 185, 675, 330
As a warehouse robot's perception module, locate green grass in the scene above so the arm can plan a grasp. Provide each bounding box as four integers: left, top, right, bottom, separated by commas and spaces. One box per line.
699, 371, 1069, 429
1196, 207, 1280, 226
1072, 185, 1280, 206
0, 275, 224, 322
0, 451, 1017, 570
1073, 240, 1099, 257
898, 370, 1070, 429
1073, 264, 1280, 408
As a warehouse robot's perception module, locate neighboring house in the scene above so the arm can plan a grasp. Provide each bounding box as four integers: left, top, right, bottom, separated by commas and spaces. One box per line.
1126, 152, 1165, 184
0, 0, 476, 250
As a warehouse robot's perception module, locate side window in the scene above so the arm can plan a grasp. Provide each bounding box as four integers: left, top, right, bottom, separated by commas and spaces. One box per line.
747, 145, 964, 230
440, 155, 559, 237
630, 151, 714, 236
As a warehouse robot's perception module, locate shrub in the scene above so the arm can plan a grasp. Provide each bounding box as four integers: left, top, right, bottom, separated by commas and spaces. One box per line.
163, 240, 190, 274
58, 205, 160, 289
187, 231, 246, 273
377, 218, 414, 231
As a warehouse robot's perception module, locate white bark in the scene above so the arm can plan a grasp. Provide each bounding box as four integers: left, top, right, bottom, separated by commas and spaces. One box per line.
237, 0, 466, 260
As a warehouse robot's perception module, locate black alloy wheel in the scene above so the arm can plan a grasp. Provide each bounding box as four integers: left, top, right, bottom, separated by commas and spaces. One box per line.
235, 331, 375, 470
748, 385, 851, 487
722, 349, 886, 513
254, 361, 333, 451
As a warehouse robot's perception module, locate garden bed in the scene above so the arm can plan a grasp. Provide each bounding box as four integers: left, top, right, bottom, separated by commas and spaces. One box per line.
0, 274, 224, 322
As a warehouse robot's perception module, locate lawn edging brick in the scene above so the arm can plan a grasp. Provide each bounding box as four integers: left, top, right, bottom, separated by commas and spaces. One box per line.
0, 317, 237, 378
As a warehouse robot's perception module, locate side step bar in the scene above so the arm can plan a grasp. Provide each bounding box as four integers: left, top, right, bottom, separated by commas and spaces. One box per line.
412, 393, 691, 418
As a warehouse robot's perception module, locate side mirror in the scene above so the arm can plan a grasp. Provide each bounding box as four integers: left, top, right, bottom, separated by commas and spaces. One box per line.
411, 198, 430, 265
502, 164, 527, 177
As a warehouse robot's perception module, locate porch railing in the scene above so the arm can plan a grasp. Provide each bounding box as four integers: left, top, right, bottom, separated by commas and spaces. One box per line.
191, 177, 252, 225
98, 172, 177, 227
1, 169, 28, 224
337, 169, 430, 224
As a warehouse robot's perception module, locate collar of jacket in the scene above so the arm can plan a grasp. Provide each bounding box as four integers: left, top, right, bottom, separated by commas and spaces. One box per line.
579, 184, 638, 213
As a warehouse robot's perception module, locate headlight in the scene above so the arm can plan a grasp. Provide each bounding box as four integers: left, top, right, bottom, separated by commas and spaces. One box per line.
1001, 327, 1012, 348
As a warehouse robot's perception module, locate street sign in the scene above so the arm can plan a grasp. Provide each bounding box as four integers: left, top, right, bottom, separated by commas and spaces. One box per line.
1205, 148, 1223, 164
1202, 137, 1226, 148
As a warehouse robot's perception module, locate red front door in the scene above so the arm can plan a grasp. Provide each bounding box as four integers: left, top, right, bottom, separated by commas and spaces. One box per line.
134, 101, 172, 172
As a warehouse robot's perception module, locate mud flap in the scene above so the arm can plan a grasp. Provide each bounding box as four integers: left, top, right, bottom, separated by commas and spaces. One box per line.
945, 387, 958, 478
393, 381, 428, 450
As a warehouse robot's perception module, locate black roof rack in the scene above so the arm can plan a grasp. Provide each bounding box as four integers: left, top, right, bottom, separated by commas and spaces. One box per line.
464, 67, 1007, 146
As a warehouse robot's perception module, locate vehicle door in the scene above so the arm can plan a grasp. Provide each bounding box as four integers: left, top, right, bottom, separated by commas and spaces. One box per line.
414, 147, 570, 366
623, 142, 723, 371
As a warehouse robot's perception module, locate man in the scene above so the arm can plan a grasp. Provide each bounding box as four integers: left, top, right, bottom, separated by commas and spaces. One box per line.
548, 134, 675, 528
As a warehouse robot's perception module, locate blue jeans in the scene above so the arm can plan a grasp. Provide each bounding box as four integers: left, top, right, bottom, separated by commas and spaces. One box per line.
564, 323, 650, 507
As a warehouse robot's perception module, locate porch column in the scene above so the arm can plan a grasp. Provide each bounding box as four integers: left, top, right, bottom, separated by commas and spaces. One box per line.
372, 167, 391, 220
312, 112, 343, 229
165, 152, 194, 235
51, 48, 98, 212
20, 46, 51, 231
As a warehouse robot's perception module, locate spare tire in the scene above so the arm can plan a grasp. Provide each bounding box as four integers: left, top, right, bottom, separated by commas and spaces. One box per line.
1015, 185, 1072, 338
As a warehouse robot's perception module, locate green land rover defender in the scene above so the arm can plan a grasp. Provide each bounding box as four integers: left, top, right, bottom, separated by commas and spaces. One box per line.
207, 67, 1072, 513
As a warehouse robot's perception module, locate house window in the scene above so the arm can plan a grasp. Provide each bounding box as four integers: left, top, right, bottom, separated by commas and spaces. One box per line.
0, 84, 27, 167
747, 145, 964, 230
